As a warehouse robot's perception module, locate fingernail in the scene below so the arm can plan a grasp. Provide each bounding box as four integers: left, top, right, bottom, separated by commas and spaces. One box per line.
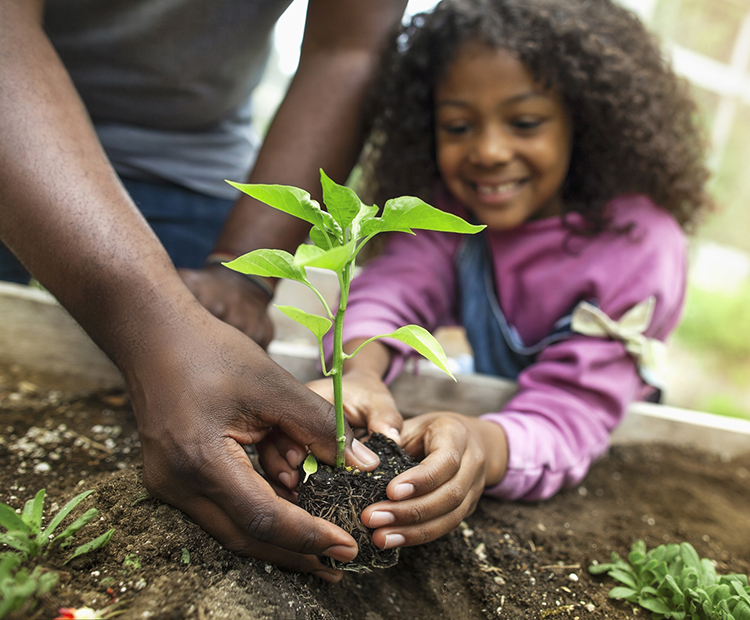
286, 449, 303, 468
351, 439, 379, 468
367, 511, 395, 528
383, 533, 406, 549
392, 483, 414, 500
322, 544, 358, 563
278, 471, 292, 489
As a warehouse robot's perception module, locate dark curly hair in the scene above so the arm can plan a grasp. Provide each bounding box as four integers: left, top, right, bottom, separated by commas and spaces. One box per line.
358, 0, 712, 233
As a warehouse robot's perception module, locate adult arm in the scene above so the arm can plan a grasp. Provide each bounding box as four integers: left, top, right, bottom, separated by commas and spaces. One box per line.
0, 0, 380, 579
181, 0, 408, 345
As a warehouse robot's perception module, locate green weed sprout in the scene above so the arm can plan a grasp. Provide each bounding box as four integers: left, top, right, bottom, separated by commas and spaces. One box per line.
589, 540, 750, 619
0, 489, 115, 618
224, 170, 485, 468
0, 553, 57, 618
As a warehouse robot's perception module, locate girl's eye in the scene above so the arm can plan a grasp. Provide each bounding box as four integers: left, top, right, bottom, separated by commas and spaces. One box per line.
511, 118, 544, 131
440, 122, 471, 135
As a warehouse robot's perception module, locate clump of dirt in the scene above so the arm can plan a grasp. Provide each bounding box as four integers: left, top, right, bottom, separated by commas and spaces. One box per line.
297, 433, 418, 573
1, 363, 749, 620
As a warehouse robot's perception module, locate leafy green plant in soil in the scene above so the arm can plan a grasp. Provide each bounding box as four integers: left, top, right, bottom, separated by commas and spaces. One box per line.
224, 170, 483, 571
0, 489, 115, 618
590, 540, 750, 619
224, 170, 483, 466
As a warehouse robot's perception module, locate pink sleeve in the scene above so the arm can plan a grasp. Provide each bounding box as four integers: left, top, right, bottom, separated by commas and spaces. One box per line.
481, 337, 641, 501
483, 208, 687, 502
325, 229, 460, 380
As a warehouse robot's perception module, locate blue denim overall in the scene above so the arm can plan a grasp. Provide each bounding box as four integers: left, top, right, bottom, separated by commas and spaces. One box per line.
455, 233, 577, 380
456, 233, 662, 401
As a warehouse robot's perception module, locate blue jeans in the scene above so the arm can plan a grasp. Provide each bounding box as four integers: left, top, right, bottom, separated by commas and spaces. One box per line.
0, 178, 235, 283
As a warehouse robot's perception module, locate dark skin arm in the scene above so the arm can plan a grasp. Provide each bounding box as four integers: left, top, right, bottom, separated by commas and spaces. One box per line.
180, 0, 407, 347
0, 0, 391, 580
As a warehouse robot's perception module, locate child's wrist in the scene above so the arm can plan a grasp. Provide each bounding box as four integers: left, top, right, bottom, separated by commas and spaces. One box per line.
469, 418, 508, 488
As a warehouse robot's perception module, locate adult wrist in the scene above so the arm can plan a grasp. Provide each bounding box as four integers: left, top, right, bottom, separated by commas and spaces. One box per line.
204, 251, 275, 301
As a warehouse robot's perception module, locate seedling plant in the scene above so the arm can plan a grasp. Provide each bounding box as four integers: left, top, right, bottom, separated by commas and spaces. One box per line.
224, 169, 484, 468
0, 489, 115, 618
590, 540, 750, 619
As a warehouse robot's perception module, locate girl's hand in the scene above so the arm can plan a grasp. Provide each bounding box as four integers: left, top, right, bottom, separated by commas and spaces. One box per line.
306, 368, 404, 443
360, 413, 508, 549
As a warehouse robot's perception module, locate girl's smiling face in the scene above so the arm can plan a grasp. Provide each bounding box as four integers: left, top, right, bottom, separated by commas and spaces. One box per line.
435, 43, 572, 230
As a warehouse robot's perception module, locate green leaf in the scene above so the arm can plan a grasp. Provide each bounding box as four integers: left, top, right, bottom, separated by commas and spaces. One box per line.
224, 249, 308, 284
294, 240, 355, 273
608, 568, 639, 590
680, 543, 702, 571
39, 489, 94, 543
34, 568, 59, 596
302, 454, 318, 484
53, 507, 98, 547
351, 203, 380, 241
309, 225, 337, 250
275, 305, 332, 340
361, 196, 486, 237
227, 181, 342, 242
0, 553, 22, 579
376, 325, 455, 380
609, 586, 639, 601
64, 528, 115, 564
320, 169, 361, 233
0, 504, 31, 535
589, 562, 615, 575
0, 532, 33, 555
639, 597, 672, 614
21, 489, 45, 532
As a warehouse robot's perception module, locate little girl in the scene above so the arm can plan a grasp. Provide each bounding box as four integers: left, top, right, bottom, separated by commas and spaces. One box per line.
268, 0, 712, 553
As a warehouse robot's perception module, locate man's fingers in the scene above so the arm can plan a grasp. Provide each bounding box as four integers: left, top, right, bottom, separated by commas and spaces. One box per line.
156, 439, 359, 562
181, 495, 343, 581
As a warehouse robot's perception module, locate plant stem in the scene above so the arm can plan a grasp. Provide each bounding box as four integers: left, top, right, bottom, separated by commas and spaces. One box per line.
333, 264, 352, 469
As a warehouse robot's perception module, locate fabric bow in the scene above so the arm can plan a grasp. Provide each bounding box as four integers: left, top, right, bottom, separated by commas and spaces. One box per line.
571, 296, 666, 388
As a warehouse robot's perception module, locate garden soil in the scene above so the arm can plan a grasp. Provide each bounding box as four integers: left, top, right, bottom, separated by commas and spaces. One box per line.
1, 362, 749, 620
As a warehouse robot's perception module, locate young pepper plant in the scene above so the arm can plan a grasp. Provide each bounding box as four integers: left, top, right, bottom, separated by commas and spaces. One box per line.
224, 170, 485, 468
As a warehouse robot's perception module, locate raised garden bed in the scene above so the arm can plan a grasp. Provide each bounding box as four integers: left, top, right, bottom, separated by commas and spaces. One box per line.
1, 282, 749, 619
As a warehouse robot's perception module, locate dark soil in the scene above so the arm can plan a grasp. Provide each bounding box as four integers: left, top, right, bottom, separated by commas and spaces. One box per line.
1, 363, 749, 620
297, 433, 418, 573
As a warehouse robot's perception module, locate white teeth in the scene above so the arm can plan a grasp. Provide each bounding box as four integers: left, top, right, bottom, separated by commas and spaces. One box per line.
475, 181, 519, 195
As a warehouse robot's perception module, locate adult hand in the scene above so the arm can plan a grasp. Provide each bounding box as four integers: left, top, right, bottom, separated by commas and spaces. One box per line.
180, 264, 275, 348
127, 304, 381, 582
260, 369, 404, 493
359, 413, 508, 550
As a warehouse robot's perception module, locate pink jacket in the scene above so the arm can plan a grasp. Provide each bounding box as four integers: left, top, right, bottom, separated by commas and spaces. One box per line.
338, 190, 687, 501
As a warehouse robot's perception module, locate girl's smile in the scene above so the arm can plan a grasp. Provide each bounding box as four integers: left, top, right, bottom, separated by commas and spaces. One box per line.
435, 44, 572, 230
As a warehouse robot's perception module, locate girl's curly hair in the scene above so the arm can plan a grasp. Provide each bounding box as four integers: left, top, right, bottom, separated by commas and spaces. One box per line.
358, 0, 712, 232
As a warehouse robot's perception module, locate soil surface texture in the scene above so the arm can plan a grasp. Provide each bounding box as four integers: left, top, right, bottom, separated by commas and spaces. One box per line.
1, 363, 749, 620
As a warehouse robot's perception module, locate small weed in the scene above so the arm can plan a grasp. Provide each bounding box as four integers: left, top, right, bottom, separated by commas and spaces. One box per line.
0, 489, 115, 618
123, 554, 141, 571
590, 540, 750, 619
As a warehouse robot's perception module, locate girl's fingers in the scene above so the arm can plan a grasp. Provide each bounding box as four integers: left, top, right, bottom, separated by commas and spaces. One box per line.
357, 397, 403, 443
368, 483, 483, 548
360, 413, 487, 548
256, 429, 305, 490
392, 415, 471, 497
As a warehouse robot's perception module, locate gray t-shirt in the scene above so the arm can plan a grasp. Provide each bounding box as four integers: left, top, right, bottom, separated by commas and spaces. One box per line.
44, 0, 293, 199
